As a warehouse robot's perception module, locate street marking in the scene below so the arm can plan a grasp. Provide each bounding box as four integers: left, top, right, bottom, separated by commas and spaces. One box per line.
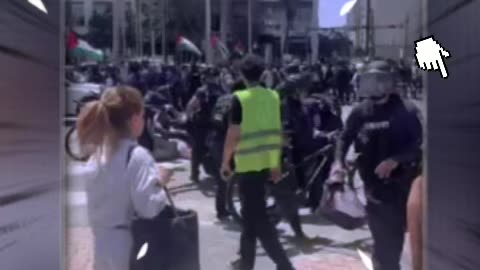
67, 192, 87, 206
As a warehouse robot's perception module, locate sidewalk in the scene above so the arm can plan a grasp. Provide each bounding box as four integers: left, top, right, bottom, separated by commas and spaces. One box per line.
65, 104, 417, 270
66, 159, 372, 270
67, 227, 93, 270
66, 227, 366, 270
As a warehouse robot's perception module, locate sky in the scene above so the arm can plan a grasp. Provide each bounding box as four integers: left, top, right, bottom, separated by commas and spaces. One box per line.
318, 0, 350, 28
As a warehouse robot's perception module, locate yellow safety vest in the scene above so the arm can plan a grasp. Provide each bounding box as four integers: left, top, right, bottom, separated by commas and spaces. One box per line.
234, 88, 282, 173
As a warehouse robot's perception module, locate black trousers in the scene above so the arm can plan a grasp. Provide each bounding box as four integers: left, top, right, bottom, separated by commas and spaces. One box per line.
291, 148, 306, 188
212, 140, 228, 216
237, 170, 294, 270
365, 185, 410, 270
190, 129, 207, 180
269, 172, 304, 237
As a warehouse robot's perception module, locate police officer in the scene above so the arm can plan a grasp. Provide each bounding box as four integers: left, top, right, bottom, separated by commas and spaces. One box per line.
210, 80, 246, 220
221, 55, 295, 270
186, 68, 222, 182
330, 60, 422, 270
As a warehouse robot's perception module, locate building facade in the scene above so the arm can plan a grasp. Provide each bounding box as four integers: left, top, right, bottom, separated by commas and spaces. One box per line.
67, 0, 319, 61
66, 0, 136, 33
227, 0, 315, 62
347, 0, 422, 60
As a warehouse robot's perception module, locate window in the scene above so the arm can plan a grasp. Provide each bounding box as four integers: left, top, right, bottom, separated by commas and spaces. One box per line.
68, 2, 85, 26
93, 2, 111, 15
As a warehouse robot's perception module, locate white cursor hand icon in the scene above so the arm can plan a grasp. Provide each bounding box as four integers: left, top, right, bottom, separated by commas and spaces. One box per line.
415, 36, 451, 79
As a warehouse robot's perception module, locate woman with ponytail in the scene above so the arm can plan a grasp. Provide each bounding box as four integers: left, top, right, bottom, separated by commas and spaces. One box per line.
77, 86, 174, 270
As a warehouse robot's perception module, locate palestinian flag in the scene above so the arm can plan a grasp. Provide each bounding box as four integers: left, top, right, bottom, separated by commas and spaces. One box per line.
233, 42, 245, 57
211, 35, 230, 60
68, 32, 104, 62
176, 36, 202, 56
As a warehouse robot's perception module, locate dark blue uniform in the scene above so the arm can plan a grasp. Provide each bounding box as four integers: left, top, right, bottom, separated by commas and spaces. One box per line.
336, 94, 422, 270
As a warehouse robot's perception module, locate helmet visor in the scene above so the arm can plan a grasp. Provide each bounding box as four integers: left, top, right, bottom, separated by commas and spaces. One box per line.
358, 71, 395, 98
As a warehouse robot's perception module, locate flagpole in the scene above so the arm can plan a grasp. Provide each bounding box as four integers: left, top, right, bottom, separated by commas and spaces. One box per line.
205, 0, 213, 64
247, 0, 253, 54
120, 0, 127, 59
112, 0, 120, 64
161, 0, 167, 63
310, 0, 319, 64
220, 0, 229, 43
149, 0, 156, 57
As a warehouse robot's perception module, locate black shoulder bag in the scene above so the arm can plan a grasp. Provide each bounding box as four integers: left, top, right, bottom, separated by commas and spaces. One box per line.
127, 146, 200, 270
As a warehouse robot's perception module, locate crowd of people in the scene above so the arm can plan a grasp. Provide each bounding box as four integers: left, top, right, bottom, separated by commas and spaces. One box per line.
72, 54, 424, 270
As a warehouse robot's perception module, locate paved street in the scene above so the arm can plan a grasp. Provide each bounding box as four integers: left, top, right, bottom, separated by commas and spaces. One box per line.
66, 102, 423, 270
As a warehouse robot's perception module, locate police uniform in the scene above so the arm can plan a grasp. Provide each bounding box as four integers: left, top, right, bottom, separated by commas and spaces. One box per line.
335, 61, 422, 270
211, 93, 235, 217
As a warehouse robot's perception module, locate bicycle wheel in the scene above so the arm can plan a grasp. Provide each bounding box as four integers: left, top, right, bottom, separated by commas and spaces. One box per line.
65, 126, 90, 161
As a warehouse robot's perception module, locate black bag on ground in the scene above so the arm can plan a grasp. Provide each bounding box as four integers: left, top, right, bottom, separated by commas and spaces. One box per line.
127, 146, 200, 270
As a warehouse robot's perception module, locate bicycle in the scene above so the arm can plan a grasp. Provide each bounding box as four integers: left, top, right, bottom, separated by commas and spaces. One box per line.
225, 144, 341, 225
64, 99, 98, 162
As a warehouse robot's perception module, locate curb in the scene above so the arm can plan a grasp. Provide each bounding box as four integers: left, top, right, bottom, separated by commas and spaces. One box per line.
67, 227, 94, 270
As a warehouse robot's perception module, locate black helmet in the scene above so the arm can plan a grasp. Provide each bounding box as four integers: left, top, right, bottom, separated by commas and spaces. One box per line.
357, 60, 396, 98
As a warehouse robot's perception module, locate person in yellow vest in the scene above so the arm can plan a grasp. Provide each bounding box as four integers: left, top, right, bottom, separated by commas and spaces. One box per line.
221, 55, 295, 270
